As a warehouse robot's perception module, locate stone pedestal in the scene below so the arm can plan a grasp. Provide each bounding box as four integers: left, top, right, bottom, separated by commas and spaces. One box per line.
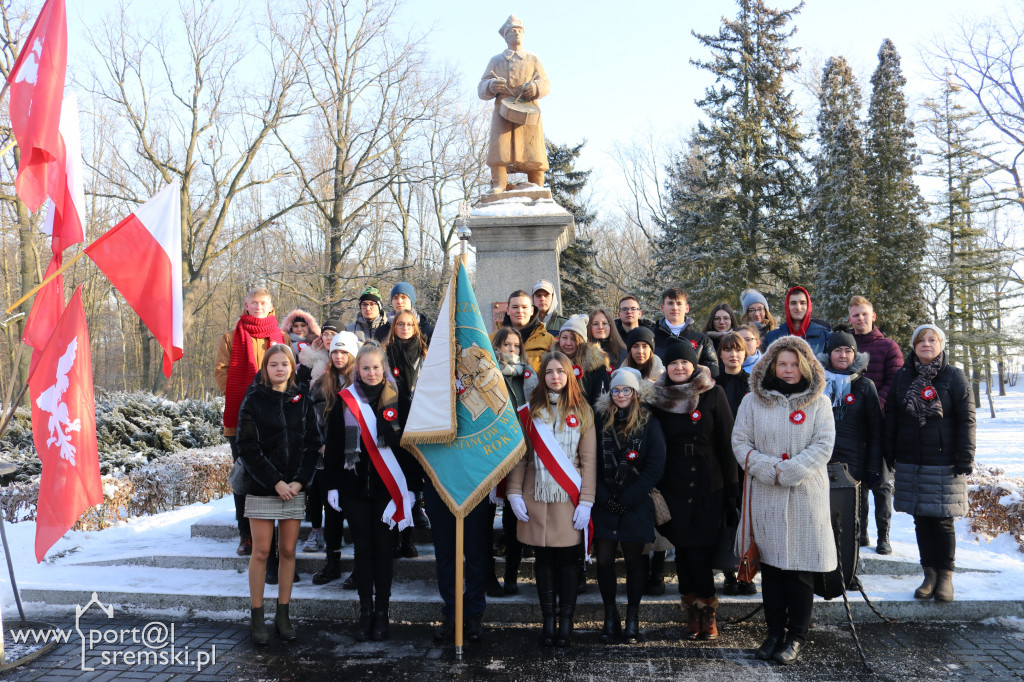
468, 199, 574, 333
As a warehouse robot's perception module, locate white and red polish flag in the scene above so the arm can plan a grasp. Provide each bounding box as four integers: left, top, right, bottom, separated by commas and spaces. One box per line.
42, 91, 85, 255
7, 0, 67, 212
85, 181, 183, 376
29, 286, 102, 562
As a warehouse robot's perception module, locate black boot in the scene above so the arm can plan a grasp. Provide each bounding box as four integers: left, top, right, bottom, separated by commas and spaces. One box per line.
413, 494, 430, 528
399, 528, 418, 558
250, 606, 270, 646
773, 638, 804, 665
275, 602, 297, 641
556, 563, 579, 647
875, 520, 892, 555
312, 551, 342, 585
535, 558, 557, 647
645, 551, 666, 596
355, 599, 374, 642
503, 550, 521, 595
599, 604, 621, 643
372, 596, 390, 641
623, 605, 641, 644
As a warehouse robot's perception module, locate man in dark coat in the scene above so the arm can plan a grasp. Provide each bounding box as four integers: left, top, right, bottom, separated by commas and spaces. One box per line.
651, 287, 719, 378
848, 297, 904, 552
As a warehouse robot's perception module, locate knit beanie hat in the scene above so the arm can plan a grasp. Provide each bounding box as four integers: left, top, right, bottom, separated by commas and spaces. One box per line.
742, 289, 769, 315
827, 329, 857, 354
625, 326, 655, 350
390, 282, 416, 306
663, 336, 698, 367
911, 324, 946, 349
321, 319, 343, 334
359, 286, 382, 307
330, 331, 360, 357
609, 367, 642, 392
560, 314, 589, 340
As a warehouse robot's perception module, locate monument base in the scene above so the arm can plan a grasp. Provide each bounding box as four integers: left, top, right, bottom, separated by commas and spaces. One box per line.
468, 199, 574, 333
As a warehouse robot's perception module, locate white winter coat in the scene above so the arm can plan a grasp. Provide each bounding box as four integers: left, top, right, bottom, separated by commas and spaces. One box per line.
732, 335, 838, 572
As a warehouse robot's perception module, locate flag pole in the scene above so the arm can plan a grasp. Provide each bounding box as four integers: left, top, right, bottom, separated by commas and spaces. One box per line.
455, 515, 464, 660
5, 249, 86, 314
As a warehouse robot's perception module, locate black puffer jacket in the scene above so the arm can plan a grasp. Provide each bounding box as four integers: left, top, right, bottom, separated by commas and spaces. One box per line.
236, 381, 320, 496
818, 352, 883, 482
716, 369, 750, 418
652, 317, 720, 378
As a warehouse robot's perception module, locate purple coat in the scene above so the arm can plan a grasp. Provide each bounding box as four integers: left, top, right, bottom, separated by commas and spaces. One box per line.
853, 328, 903, 411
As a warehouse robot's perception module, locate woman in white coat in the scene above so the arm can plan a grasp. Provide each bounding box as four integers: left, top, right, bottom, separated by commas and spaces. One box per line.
732, 335, 836, 666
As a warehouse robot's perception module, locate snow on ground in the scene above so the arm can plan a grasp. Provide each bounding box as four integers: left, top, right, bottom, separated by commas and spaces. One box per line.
0, 382, 1022, 614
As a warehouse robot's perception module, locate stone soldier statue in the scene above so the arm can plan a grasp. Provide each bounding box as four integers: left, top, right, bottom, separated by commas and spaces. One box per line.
478, 15, 550, 194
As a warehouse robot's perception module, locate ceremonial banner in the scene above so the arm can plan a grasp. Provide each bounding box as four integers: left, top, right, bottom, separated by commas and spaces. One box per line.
401, 255, 526, 515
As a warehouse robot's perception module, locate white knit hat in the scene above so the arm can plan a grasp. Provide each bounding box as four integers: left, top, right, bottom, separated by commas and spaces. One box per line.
609, 367, 642, 392
911, 324, 946, 349
559, 314, 589, 340
330, 331, 360, 357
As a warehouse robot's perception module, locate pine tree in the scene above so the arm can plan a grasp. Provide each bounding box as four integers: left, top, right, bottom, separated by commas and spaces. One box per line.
546, 139, 600, 313
811, 56, 873, 325
864, 39, 928, 344
657, 0, 810, 314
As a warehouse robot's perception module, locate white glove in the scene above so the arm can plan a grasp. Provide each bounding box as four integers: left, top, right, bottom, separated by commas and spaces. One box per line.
509, 494, 530, 523
572, 503, 591, 531
327, 489, 341, 512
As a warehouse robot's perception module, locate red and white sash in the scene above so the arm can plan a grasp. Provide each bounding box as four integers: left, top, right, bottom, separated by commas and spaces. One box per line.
516, 404, 593, 559
339, 384, 415, 531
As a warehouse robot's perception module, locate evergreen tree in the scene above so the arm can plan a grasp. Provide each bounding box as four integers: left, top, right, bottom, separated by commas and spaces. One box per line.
864, 39, 928, 344
546, 139, 600, 313
811, 56, 873, 325
657, 0, 810, 313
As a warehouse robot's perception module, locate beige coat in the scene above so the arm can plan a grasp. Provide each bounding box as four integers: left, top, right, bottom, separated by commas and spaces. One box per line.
731, 335, 838, 572
478, 49, 550, 172
507, 408, 596, 547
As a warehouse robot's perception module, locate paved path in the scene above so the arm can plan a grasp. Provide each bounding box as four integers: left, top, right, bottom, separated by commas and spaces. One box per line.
4, 611, 1024, 681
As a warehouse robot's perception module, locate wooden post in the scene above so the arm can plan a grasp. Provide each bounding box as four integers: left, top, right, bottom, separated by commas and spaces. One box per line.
455, 515, 464, 660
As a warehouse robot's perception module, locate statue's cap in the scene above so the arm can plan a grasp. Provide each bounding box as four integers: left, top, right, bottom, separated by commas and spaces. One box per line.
499, 15, 524, 38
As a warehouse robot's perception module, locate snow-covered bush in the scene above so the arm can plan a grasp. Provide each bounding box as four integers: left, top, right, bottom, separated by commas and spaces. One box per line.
968, 466, 1024, 553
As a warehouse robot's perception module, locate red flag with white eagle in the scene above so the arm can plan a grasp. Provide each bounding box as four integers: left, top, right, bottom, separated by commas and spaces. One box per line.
85, 181, 183, 376
29, 286, 102, 562
7, 0, 67, 212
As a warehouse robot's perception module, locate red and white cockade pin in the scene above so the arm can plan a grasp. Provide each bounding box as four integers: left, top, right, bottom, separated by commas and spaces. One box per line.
690, 339, 698, 350
921, 386, 937, 401
690, 409, 702, 422
572, 364, 583, 378
781, 452, 790, 461
290, 394, 302, 403
383, 407, 398, 422
566, 414, 580, 428
607, 365, 614, 374
392, 367, 401, 377
844, 393, 856, 405
626, 450, 639, 461
524, 369, 533, 379
790, 410, 806, 424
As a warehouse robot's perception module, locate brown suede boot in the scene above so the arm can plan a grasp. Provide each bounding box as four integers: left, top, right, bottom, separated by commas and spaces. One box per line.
681, 594, 700, 640
914, 567, 937, 600
698, 596, 719, 641
934, 569, 954, 602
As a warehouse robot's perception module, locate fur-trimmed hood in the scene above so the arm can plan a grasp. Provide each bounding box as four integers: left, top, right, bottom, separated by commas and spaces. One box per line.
280, 309, 321, 339
652, 364, 715, 414
815, 351, 870, 379
299, 345, 331, 386
594, 379, 657, 419
749, 335, 825, 409
551, 339, 609, 374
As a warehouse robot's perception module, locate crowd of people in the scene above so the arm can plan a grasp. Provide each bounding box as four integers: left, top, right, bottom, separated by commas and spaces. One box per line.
215, 278, 976, 665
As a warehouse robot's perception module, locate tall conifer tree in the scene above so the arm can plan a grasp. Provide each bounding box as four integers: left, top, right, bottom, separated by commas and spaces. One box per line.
865, 39, 927, 343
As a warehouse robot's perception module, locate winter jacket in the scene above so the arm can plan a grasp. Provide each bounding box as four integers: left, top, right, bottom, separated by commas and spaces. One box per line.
506, 404, 597, 548
385, 337, 425, 424
731, 336, 838, 572
852, 327, 904, 411
615, 317, 656, 344
817, 352, 883, 482
235, 381, 320, 497
762, 322, 831, 356
345, 313, 388, 343
652, 316, 720, 378
559, 341, 611, 411
492, 313, 556, 373
652, 366, 736, 547
280, 309, 321, 359
543, 312, 570, 337
717, 369, 750, 418
885, 351, 975, 518
592, 386, 666, 544
498, 353, 539, 409
323, 379, 423, 499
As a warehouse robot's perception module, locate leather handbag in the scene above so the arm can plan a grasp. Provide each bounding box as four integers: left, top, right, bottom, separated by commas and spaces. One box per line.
736, 450, 760, 582
650, 488, 671, 525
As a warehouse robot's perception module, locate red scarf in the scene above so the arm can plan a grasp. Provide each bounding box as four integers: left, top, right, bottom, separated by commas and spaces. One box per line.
223, 315, 285, 429
784, 286, 813, 339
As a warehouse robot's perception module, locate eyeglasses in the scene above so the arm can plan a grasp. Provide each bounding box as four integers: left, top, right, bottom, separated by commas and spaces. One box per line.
619, 307, 640, 313
610, 387, 634, 397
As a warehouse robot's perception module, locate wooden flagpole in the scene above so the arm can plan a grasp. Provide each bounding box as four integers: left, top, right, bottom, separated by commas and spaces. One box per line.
5, 249, 87, 314
455, 515, 464, 660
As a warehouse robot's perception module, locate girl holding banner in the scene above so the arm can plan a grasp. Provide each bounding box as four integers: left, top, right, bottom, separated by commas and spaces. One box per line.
324, 344, 419, 642
508, 351, 596, 647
